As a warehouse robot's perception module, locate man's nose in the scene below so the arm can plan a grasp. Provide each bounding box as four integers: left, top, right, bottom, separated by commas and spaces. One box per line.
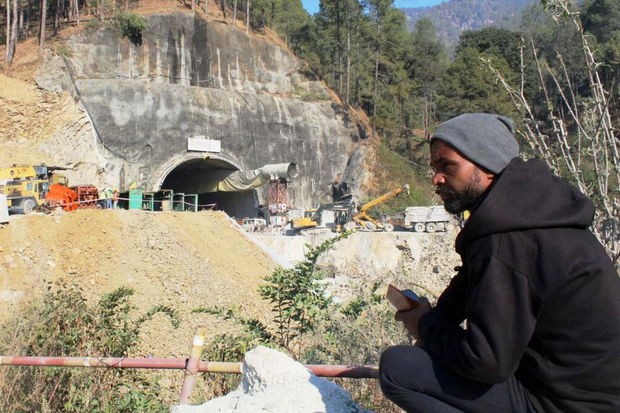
432, 172, 445, 186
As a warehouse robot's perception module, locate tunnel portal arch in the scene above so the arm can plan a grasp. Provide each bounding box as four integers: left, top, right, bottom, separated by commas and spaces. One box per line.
154, 154, 260, 219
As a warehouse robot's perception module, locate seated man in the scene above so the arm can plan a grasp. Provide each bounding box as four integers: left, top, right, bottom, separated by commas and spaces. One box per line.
380, 113, 620, 413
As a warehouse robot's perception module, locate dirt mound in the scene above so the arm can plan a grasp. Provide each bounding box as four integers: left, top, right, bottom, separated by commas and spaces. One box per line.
0, 209, 278, 357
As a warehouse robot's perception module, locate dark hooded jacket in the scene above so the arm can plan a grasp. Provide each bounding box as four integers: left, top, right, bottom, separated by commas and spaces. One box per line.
418, 158, 620, 413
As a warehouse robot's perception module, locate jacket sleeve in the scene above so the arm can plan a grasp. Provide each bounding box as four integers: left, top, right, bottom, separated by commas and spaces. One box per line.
429, 267, 468, 324
418, 255, 541, 383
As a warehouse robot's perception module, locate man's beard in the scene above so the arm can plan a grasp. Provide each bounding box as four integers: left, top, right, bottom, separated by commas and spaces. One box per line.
436, 172, 486, 214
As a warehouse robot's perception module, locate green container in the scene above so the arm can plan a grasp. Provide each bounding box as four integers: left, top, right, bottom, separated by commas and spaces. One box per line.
129, 189, 143, 210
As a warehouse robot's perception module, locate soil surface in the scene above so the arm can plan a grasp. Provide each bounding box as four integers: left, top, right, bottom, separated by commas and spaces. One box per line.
0, 210, 277, 358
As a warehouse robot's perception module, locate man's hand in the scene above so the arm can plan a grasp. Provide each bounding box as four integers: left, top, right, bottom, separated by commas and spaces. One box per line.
395, 297, 431, 340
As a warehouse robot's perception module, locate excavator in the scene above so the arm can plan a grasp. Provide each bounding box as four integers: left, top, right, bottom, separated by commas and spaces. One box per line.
292, 184, 410, 233
291, 199, 355, 232
352, 184, 409, 231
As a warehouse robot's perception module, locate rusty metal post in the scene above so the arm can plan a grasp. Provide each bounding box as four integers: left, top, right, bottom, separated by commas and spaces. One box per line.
179, 326, 208, 405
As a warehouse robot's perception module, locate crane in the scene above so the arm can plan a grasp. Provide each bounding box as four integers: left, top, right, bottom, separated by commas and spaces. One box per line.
352, 184, 410, 231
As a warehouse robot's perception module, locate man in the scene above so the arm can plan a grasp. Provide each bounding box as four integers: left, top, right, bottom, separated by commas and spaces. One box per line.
331, 174, 351, 202
380, 113, 620, 413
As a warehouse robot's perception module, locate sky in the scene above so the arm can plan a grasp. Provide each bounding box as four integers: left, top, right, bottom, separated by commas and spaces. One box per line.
301, 0, 448, 15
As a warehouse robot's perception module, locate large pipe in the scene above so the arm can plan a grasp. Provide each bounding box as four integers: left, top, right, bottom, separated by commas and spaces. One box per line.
258, 162, 299, 180
0, 356, 378, 378
196, 162, 299, 193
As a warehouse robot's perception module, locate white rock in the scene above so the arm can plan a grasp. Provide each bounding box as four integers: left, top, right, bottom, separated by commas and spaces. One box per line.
171, 346, 372, 413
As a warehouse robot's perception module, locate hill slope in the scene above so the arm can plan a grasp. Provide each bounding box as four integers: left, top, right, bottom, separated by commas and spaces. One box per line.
402, 0, 536, 50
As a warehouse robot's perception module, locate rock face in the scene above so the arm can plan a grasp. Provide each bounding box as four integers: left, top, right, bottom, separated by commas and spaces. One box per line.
37, 13, 370, 217
171, 346, 372, 413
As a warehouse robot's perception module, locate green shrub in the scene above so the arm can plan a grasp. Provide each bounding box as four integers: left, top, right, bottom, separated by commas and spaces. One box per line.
112, 12, 147, 46
197, 232, 411, 411
0, 285, 178, 412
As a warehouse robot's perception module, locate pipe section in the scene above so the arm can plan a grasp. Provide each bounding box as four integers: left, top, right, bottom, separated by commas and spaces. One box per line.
0, 356, 377, 378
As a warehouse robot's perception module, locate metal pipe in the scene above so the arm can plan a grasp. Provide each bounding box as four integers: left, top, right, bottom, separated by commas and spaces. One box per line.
179, 327, 207, 404
0, 356, 377, 378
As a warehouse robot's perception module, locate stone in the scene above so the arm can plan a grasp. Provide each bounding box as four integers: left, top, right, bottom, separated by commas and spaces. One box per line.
171, 346, 372, 413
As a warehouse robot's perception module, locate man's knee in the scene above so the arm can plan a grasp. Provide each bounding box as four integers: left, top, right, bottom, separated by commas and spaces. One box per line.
380, 345, 427, 397
380, 346, 403, 397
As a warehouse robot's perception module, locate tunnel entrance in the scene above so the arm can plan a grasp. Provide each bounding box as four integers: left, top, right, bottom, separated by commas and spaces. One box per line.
160, 157, 260, 219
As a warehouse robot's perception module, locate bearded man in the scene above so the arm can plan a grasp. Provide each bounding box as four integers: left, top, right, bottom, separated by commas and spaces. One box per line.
379, 113, 620, 413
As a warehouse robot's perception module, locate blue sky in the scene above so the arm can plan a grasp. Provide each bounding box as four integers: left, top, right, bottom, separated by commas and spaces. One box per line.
301, 0, 448, 15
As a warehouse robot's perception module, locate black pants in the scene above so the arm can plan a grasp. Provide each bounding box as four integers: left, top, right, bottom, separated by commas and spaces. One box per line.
380, 345, 538, 413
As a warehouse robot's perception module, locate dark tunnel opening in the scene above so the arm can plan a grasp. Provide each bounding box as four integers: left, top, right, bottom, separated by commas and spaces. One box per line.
161, 158, 260, 219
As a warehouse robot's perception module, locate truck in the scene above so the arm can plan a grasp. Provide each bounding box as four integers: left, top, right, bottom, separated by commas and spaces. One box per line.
402, 206, 453, 233
0, 164, 68, 214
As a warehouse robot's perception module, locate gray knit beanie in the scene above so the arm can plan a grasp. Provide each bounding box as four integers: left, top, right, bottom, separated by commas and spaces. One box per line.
430, 113, 519, 174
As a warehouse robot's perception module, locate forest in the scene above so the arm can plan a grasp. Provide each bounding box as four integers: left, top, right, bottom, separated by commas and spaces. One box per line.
2, 0, 619, 259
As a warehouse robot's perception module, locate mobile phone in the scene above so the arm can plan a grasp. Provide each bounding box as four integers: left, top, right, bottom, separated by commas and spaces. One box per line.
386, 284, 420, 311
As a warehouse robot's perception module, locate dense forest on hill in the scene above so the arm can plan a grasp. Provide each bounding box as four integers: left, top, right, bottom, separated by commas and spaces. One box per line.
2, 0, 619, 258
401, 0, 537, 50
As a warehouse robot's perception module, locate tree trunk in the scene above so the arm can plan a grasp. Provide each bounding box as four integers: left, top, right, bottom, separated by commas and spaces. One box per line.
246, 0, 249, 33
6, 0, 10, 60
6, 0, 18, 65
336, 0, 342, 96
53, 0, 59, 36
346, 21, 350, 104
18, 5, 23, 36
232, 0, 237, 24
39, 0, 47, 55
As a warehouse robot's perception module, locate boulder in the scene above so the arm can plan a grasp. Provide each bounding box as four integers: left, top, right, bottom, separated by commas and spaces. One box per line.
172, 346, 372, 413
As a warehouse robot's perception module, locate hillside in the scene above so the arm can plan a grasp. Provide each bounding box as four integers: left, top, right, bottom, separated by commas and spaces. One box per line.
402, 0, 536, 51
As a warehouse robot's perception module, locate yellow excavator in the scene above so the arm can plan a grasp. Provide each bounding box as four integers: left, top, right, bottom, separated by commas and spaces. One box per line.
352, 184, 410, 231
291, 200, 355, 232
292, 184, 409, 233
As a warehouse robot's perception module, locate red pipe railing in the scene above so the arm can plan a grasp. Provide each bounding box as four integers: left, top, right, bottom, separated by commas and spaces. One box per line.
0, 355, 378, 378
0, 326, 379, 404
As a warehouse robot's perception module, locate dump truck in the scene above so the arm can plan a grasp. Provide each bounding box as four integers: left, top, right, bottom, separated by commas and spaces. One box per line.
403, 206, 453, 233
0, 164, 69, 214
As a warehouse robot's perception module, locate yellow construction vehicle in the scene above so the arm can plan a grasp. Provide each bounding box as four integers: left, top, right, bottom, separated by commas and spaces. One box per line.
352, 184, 410, 231
0, 164, 68, 214
292, 184, 409, 233
291, 200, 355, 232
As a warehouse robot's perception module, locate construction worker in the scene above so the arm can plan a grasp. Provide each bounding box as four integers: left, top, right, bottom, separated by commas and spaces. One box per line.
99, 186, 112, 209
113, 189, 119, 209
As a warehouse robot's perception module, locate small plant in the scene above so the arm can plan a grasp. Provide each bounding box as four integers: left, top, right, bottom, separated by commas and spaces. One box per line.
291, 86, 330, 101
259, 232, 351, 350
0, 284, 177, 412
112, 12, 147, 46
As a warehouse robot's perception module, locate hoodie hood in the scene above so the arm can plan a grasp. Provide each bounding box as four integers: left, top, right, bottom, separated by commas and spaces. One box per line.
456, 158, 594, 254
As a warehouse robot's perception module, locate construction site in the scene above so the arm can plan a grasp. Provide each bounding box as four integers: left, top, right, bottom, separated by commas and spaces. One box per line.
0, 3, 462, 411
